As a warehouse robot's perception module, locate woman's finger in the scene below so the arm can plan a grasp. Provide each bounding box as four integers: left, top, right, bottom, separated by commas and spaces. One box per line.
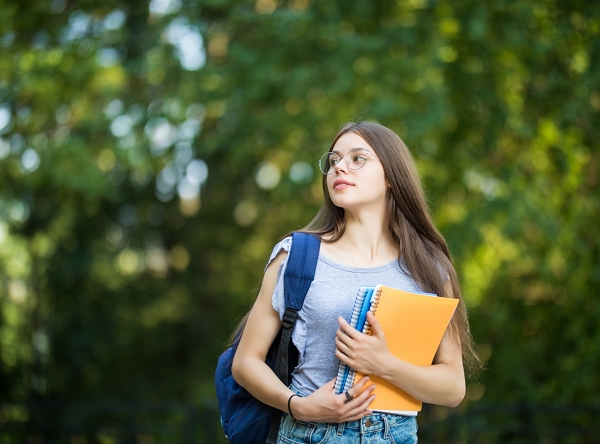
335, 336, 352, 356
352, 383, 376, 405
337, 316, 359, 339
343, 391, 376, 421
339, 377, 374, 405
347, 395, 375, 419
335, 328, 352, 347
352, 375, 372, 391
366, 311, 384, 338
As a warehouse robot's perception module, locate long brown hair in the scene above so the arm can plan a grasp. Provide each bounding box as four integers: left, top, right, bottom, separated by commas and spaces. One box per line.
303, 121, 481, 377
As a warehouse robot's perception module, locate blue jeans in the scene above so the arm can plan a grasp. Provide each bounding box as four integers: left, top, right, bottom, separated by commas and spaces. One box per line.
277, 386, 418, 444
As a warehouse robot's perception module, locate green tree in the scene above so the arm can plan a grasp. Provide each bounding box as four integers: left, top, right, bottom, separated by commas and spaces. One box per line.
1, 0, 599, 441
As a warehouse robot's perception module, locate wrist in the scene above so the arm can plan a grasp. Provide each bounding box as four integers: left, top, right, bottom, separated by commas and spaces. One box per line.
289, 394, 308, 421
287, 394, 298, 419
378, 353, 402, 380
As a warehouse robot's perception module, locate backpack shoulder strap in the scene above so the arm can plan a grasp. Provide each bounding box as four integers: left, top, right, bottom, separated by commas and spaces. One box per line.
277, 232, 320, 383
283, 232, 321, 315
267, 232, 320, 443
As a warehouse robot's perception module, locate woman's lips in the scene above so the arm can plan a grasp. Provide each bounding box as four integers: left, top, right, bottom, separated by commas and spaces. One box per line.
333, 179, 353, 190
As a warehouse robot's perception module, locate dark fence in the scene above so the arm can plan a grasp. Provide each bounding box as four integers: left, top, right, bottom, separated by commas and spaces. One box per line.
0, 401, 225, 444
418, 403, 600, 444
2, 401, 600, 443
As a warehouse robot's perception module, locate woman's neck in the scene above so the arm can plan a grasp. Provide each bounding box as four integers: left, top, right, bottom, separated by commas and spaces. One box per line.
322, 212, 399, 268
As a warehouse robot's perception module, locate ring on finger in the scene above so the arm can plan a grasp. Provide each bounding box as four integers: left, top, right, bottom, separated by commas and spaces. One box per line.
344, 390, 355, 404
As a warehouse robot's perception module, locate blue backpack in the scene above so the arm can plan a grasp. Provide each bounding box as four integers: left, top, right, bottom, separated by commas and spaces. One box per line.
215, 232, 321, 444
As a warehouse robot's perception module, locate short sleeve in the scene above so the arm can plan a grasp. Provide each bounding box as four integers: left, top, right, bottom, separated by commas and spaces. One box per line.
266, 236, 293, 319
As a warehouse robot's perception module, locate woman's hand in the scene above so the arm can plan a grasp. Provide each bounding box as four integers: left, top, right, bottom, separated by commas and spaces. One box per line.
291, 376, 376, 423
335, 311, 392, 376
335, 309, 467, 408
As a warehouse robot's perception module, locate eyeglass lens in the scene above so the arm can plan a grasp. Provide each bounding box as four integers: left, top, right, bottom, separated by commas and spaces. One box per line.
319, 148, 371, 175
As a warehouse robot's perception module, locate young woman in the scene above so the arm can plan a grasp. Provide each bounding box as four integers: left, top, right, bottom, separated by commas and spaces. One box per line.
232, 122, 479, 443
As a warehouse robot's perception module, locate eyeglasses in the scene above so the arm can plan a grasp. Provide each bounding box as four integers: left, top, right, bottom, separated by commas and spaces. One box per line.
319, 148, 379, 175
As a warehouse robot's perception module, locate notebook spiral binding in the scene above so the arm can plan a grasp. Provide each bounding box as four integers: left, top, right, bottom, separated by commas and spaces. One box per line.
362, 286, 381, 336
347, 286, 382, 388
334, 287, 369, 395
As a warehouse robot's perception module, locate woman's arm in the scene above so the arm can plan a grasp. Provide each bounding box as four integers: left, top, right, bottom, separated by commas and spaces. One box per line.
232, 250, 377, 422
231, 251, 293, 411
334, 283, 466, 408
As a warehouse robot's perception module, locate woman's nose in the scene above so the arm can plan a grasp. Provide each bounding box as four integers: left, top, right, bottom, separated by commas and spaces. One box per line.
333, 155, 348, 173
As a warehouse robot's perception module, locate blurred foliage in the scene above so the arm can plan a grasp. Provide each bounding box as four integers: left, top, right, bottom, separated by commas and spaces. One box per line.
0, 0, 599, 440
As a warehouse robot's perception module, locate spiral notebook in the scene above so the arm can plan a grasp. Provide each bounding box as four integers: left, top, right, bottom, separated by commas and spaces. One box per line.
334, 286, 376, 395
334, 285, 459, 415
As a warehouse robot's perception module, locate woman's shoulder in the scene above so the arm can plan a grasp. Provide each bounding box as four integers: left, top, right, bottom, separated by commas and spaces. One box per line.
264, 236, 292, 271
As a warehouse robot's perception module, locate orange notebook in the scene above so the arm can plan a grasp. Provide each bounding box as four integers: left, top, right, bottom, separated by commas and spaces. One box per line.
355, 285, 459, 415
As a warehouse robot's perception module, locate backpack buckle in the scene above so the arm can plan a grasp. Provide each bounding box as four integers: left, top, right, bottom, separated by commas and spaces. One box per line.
282, 308, 297, 329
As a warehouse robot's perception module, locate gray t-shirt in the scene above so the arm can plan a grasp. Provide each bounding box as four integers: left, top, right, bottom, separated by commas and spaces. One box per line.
268, 236, 424, 395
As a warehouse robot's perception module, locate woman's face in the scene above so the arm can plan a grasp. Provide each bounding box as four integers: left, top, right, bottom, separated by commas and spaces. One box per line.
326, 132, 388, 212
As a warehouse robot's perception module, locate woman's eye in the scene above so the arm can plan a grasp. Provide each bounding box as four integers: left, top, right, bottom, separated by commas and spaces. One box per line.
353, 155, 367, 162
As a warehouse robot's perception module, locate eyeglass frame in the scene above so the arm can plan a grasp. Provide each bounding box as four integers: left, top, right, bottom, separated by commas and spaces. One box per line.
318, 147, 380, 175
